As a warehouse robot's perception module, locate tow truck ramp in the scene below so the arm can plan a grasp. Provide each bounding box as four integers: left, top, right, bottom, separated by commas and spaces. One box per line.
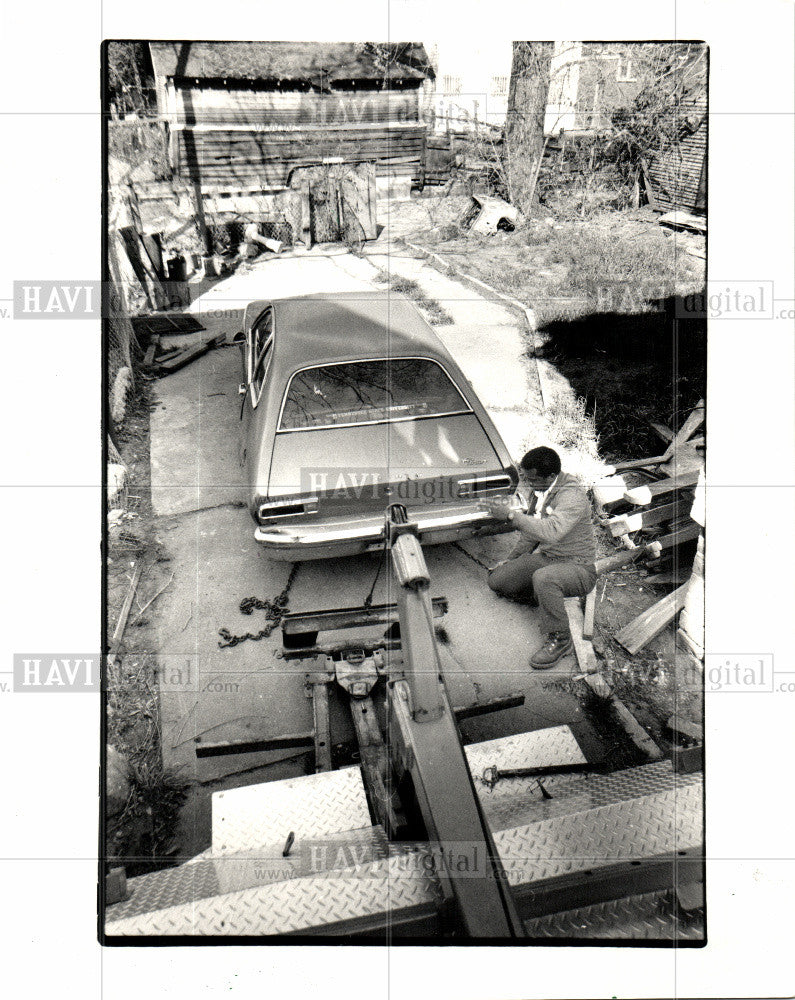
105, 730, 704, 939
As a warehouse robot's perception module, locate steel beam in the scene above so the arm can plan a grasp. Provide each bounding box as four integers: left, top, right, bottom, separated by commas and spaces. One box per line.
195, 733, 314, 758
282, 597, 448, 636
389, 678, 524, 937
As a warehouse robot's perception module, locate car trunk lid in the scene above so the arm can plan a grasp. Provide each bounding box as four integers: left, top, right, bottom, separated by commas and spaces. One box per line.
262, 413, 513, 522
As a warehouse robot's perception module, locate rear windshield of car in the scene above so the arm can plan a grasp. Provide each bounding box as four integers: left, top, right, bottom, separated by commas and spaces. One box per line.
278, 359, 470, 430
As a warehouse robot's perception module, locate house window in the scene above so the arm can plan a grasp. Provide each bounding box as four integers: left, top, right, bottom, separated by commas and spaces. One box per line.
616, 53, 637, 82
442, 74, 462, 96
490, 75, 509, 97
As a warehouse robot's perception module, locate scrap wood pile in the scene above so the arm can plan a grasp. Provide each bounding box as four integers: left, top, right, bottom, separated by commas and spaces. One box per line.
563, 401, 706, 716
134, 314, 225, 377
589, 399, 706, 660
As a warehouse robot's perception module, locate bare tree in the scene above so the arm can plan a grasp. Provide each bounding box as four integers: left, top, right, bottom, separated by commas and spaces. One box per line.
505, 42, 554, 214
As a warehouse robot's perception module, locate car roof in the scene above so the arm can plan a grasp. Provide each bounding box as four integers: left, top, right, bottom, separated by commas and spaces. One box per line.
242, 292, 516, 487
247, 292, 449, 372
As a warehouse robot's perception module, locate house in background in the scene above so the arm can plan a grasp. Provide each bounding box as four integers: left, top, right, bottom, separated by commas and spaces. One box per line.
426, 40, 706, 215
544, 42, 706, 214
544, 41, 656, 133
149, 42, 434, 193
425, 40, 514, 132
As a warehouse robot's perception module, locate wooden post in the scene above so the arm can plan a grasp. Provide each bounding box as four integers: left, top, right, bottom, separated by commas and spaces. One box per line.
564, 598, 598, 673
311, 682, 333, 773
582, 589, 596, 640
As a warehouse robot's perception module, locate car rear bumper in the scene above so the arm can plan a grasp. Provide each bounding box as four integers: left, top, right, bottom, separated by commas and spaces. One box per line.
253, 497, 525, 561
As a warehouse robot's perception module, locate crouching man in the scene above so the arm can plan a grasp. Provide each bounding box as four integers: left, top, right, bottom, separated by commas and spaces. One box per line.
480, 446, 596, 669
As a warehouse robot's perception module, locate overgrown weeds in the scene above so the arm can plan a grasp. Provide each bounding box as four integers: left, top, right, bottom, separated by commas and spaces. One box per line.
106, 652, 189, 875
372, 268, 454, 325
544, 390, 599, 455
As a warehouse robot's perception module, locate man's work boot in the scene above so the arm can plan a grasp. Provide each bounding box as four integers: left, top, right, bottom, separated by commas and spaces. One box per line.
530, 631, 573, 669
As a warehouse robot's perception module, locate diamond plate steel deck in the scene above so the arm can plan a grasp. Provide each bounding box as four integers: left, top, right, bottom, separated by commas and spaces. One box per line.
105, 856, 442, 936
523, 889, 705, 940
212, 765, 371, 855
495, 780, 703, 887
465, 725, 587, 813
484, 759, 700, 833
106, 826, 392, 923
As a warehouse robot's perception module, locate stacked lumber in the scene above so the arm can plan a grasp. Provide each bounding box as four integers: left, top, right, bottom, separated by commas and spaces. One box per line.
592, 400, 704, 565
590, 401, 707, 657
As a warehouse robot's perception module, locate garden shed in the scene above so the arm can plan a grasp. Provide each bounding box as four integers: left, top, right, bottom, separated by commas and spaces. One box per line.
149, 41, 434, 191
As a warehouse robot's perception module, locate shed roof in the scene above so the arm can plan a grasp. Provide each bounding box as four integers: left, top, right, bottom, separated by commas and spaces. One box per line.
149, 42, 434, 83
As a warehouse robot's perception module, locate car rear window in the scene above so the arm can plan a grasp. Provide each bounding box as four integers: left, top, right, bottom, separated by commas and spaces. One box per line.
279, 359, 470, 430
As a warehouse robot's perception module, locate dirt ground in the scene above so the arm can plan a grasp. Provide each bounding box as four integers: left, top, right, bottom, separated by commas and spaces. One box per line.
107, 382, 190, 874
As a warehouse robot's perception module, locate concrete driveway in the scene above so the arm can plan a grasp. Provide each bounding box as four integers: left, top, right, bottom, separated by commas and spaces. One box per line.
147, 249, 601, 856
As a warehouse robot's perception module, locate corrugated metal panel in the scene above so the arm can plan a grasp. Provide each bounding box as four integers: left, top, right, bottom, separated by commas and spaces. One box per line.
648, 94, 707, 213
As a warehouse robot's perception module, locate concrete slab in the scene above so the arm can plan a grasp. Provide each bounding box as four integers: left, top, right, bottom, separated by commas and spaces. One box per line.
150, 346, 247, 516
186, 252, 374, 319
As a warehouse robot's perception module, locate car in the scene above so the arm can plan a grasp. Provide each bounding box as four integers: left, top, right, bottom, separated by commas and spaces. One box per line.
237, 291, 525, 560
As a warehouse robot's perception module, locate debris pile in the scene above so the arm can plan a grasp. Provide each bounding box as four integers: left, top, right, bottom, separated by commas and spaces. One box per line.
591, 400, 706, 657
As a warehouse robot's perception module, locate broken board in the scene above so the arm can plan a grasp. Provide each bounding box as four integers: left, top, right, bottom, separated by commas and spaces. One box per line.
615, 582, 690, 655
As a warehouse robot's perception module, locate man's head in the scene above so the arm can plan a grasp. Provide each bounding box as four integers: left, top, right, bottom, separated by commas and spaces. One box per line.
519, 446, 561, 491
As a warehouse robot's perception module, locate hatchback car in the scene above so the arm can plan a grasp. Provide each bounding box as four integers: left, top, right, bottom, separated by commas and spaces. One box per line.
237, 292, 524, 560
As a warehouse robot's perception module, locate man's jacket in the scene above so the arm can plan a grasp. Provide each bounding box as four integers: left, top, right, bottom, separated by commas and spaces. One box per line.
508, 472, 596, 566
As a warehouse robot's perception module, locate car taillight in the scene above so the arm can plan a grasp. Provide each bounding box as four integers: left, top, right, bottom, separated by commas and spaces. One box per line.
257, 496, 319, 523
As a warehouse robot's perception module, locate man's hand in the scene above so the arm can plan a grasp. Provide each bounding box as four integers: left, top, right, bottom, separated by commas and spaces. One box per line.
479, 498, 513, 523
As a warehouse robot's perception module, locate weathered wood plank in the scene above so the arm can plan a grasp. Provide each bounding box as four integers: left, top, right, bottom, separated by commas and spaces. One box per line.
310, 682, 333, 773
610, 698, 664, 759
615, 583, 690, 655
582, 589, 596, 640
666, 715, 703, 742
108, 562, 144, 662
564, 598, 598, 673
652, 522, 701, 551
622, 470, 701, 507
143, 336, 159, 366
156, 334, 225, 374
612, 454, 668, 473
607, 501, 682, 537
649, 421, 674, 443
662, 399, 705, 460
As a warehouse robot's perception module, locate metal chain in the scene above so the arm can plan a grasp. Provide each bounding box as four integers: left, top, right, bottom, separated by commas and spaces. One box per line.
217, 563, 301, 648
452, 541, 494, 572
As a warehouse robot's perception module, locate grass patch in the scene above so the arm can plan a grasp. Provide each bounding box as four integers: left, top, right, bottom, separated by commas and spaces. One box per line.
372, 268, 454, 325
415, 212, 702, 328
544, 390, 599, 456
409, 210, 705, 465
106, 381, 190, 875
106, 649, 189, 876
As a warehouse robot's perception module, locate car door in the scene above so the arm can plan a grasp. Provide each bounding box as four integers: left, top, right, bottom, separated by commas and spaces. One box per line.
239, 305, 274, 470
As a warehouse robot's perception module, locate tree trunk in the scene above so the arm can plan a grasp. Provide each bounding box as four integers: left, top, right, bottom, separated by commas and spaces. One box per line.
505, 42, 554, 215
